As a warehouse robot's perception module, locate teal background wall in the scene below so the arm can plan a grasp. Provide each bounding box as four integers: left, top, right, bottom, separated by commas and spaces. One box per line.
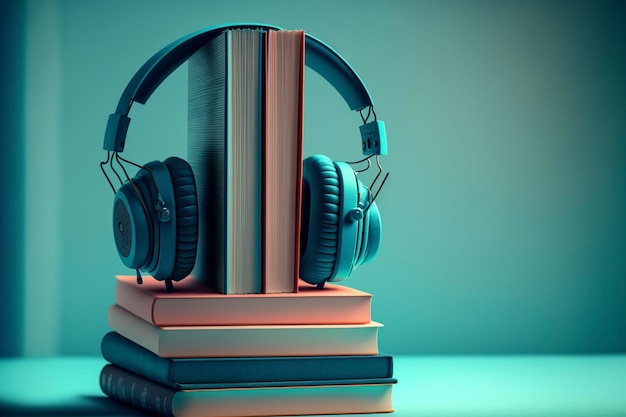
6, 0, 625, 356
1, 0, 25, 356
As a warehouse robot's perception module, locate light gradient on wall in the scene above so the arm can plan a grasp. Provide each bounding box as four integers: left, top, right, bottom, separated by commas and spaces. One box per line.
13, 0, 626, 356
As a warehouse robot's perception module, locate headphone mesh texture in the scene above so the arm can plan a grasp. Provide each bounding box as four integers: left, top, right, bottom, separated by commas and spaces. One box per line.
113, 199, 132, 258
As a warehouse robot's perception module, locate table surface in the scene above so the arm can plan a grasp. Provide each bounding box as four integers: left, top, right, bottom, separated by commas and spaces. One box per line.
1, 355, 625, 417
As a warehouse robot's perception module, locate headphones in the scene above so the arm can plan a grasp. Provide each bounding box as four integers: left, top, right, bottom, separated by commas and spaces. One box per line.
102, 23, 388, 291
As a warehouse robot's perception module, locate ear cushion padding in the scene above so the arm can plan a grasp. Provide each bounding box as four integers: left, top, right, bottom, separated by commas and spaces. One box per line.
299, 155, 341, 285
164, 157, 199, 281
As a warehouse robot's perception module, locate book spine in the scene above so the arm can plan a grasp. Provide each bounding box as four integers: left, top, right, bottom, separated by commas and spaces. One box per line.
103, 332, 393, 385
115, 281, 372, 326
109, 304, 381, 357
100, 364, 176, 417
174, 355, 395, 385
101, 331, 174, 386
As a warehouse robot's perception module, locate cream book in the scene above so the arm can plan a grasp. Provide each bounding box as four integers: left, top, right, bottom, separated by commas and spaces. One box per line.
107, 304, 381, 358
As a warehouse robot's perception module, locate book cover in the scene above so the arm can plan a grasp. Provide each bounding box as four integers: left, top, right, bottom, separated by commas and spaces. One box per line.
100, 364, 395, 417
262, 29, 305, 293
188, 29, 263, 294
114, 274, 372, 326
107, 304, 381, 358
101, 331, 393, 388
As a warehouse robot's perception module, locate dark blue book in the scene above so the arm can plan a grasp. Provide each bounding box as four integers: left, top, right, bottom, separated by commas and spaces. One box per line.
100, 364, 396, 416
101, 332, 393, 389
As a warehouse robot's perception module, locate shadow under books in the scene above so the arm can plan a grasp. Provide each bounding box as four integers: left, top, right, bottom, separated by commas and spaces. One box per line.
0, 395, 148, 417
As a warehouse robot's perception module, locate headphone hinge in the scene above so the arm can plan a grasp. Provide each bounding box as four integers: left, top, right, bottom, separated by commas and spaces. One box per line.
360, 120, 387, 156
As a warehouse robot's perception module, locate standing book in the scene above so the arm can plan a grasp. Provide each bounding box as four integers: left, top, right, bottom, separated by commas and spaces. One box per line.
262, 29, 305, 293
100, 364, 396, 417
188, 28, 263, 294
107, 304, 381, 358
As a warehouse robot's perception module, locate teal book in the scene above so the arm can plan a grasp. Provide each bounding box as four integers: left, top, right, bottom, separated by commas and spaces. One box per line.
188, 29, 264, 294
101, 331, 393, 388
100, 364, 396, 417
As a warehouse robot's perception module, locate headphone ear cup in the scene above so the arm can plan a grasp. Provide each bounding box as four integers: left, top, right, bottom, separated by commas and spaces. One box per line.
163, 156, 199, 281
299, 155, 341, 285
112, 176, 153, 270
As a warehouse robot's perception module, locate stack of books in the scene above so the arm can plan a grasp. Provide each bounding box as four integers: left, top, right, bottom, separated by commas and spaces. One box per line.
99, 275, 396, 416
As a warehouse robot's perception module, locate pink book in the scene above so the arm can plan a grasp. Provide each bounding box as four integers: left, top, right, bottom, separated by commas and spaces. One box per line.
114, 275, 372, 326
262, 30, 305, 294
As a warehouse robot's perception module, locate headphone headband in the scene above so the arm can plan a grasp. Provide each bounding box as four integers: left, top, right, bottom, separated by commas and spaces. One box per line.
104, 22, 375, 153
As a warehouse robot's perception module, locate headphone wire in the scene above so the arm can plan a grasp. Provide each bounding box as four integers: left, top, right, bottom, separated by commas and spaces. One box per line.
100, 152, 117, 194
